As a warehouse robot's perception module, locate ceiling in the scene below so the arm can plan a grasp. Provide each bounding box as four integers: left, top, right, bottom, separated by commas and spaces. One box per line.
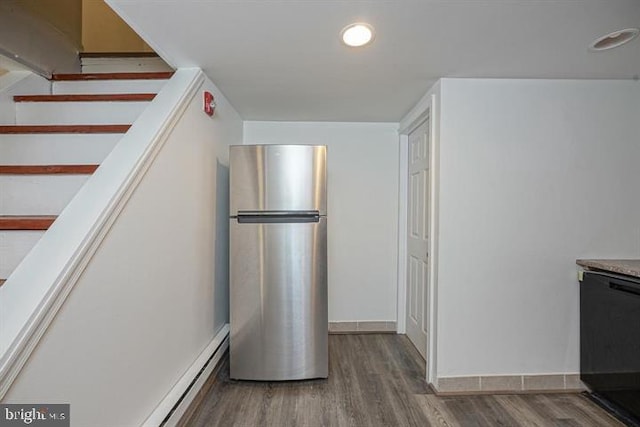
107, 0, 640, 122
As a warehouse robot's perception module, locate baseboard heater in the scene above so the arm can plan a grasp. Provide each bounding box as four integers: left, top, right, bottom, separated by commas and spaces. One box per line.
143, 324, 229, 427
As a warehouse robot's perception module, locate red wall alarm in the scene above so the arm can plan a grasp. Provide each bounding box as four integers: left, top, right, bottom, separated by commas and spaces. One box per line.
204, 91, 215, 116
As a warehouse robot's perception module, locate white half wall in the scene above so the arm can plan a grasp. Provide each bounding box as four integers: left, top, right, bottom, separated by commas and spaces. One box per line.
434, 78, 640, 378
2, 71, 242, 426
243, 121, 399, 323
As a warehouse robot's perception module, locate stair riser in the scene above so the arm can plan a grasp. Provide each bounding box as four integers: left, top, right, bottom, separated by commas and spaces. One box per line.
0, 175, 90, 215
81, 57, 173, 74
15, 101, 149, 125
52, 79, 167, 95
0, 134, 121, 165
0, 231, 45, 278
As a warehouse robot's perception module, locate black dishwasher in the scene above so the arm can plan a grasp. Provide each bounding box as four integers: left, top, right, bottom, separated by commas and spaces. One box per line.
581, 270, 640, 424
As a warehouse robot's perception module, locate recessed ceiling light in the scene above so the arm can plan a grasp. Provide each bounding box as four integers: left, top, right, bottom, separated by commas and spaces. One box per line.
340, 23, 374, 47
589, 28, 639, 51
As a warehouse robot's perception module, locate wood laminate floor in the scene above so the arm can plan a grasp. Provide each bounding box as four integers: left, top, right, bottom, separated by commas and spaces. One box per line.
184, 334, 624, 427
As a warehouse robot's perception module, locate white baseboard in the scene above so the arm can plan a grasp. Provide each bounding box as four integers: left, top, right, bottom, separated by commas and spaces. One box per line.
142, 324, 229, 427
434, 373, 585, 395
329, 321, 396, 333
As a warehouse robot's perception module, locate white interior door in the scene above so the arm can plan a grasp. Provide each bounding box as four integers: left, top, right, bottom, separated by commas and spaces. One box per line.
406, 119, 429, 359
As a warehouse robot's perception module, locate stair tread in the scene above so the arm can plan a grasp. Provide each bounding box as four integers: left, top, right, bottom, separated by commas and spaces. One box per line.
0, 215, 56, 230
51, 72, 174, 81
0, 125, 130, 134
14, 93, 156, 102
0, 165, 98, 174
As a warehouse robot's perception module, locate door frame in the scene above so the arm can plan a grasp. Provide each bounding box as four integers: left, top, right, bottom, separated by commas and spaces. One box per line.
397, 94, 439, 384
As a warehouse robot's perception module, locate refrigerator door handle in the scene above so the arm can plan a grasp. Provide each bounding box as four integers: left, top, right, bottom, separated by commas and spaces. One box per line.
237, 210, 320, 216
236, 211, 320, 224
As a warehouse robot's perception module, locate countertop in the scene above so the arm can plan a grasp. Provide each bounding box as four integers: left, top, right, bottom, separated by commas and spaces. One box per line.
576, 259, 640, 279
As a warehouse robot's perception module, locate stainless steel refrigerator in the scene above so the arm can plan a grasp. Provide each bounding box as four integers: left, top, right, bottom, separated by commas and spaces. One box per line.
229, 144, 328, 381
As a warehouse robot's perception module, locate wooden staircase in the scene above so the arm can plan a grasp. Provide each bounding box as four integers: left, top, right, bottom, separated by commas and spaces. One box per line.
0, 71, 172, 286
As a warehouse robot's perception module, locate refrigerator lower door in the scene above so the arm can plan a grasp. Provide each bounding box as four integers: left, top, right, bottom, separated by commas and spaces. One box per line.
230, 216, 328, 380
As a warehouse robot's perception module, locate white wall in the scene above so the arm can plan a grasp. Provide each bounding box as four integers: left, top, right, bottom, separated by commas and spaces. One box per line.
0, 72, 50, 124
243, 121, 399, 322
435, 79, 640, 378
3, 71, 242, 426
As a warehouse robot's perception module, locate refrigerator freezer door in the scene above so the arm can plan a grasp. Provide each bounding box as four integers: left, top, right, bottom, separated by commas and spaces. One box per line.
230, 217, 328, 380
230, 145, 327, 215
